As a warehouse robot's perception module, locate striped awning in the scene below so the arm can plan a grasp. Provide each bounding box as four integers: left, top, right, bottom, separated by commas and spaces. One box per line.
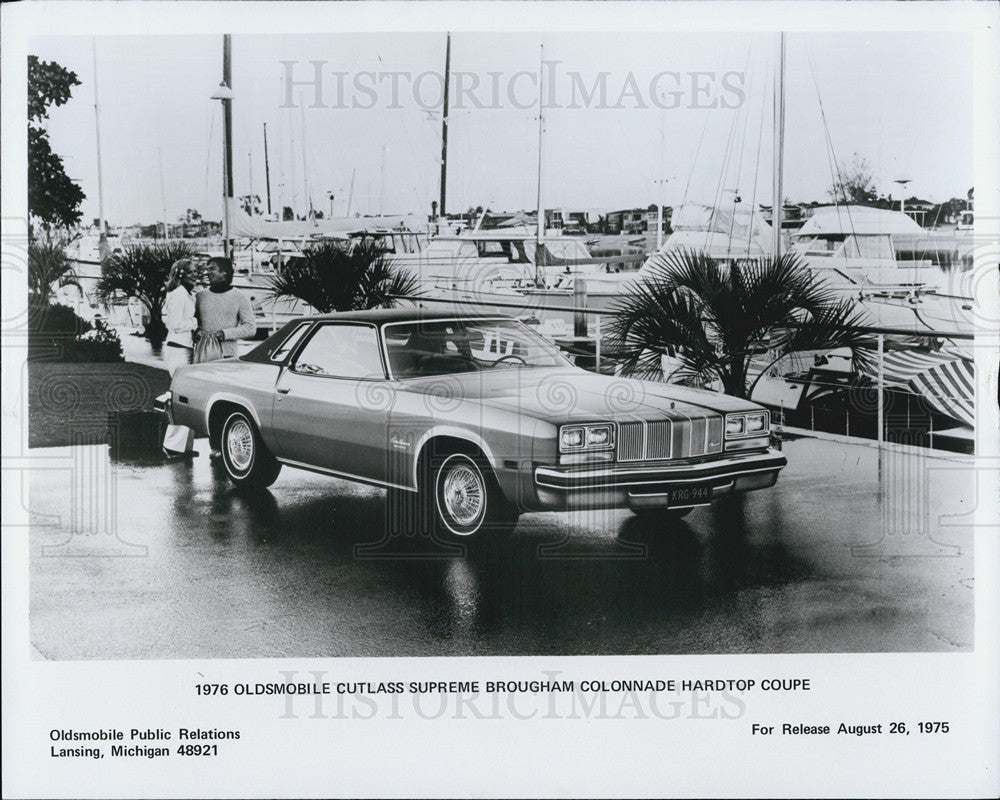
866, 348, 975, 426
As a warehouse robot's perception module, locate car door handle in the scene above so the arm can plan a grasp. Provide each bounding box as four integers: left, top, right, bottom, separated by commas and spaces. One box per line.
277, 387, 291, 394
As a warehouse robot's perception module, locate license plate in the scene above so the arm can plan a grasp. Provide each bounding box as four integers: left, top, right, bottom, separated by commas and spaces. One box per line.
667, 485, 712, 506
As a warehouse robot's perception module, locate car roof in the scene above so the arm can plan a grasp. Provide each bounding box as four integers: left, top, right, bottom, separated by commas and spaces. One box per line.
240, 307, 521, 365
304, 308, 514, 324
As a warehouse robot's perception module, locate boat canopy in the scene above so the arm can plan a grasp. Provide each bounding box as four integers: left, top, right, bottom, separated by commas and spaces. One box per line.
795, 206, 923, 237
652, 203, 774, 263
858, 346, 974, 427
225, 198, 426, 240
671, 203, 770, 237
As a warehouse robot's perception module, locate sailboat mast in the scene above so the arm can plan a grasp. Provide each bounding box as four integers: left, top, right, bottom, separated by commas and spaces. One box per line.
772, 31, 786, 261
91, 39, 107, 256
288, 106, 297, 218
439, 32, 451, 220
158, 147, 169, 242
380, 145, 386, 216
222, 34, 234, 259
263, 122, 272, 216
300, 102, 313, 218
535, 41, 545, 285
248, 147, 254, 215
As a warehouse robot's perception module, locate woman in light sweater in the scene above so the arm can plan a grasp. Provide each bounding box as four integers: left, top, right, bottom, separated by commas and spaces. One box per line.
161, 259, 198, 457
194, 256, 255, 360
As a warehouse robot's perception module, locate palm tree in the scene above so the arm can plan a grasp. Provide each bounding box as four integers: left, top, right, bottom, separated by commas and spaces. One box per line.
96, 241, 195, 345
28, 238, 78, 307
267, 238, 421, 313
609, 250, 874, 399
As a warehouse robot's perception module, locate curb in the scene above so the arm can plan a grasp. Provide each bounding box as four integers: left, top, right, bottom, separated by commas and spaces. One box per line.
776, 424, 975, 463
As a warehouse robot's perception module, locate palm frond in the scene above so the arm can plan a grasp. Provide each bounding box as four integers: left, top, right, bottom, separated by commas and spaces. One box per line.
28, 239, 76, 305
611, 248, 872, 398
96, 241, 196, 313
268, 237, 422, 313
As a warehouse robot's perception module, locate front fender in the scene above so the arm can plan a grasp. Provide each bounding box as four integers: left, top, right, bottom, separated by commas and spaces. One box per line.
410, 425, 499, 490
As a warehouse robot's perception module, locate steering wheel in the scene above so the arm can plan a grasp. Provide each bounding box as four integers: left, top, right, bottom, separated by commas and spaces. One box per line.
492, 354, 527, 367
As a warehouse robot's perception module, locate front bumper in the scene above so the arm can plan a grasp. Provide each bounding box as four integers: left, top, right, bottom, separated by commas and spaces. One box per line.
533, 449, 787, 511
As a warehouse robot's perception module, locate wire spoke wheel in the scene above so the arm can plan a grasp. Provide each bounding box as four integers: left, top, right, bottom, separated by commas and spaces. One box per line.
225, 418, 255, 472
433, 453, 490, 537
442, 463, 485, 526
219, 409, 282, 488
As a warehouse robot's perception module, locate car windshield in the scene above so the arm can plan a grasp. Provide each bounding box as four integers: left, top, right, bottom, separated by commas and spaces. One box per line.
383, 318, 571, 378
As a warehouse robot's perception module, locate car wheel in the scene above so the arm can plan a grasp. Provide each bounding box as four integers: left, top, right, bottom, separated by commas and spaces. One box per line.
220, 410, 282, 488
430, 452, 516, 539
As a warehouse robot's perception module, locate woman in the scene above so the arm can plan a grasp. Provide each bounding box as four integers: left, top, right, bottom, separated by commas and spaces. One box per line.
161, 258, 198, 457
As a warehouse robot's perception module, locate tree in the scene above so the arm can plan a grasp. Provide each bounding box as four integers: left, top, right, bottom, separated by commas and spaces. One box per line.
28, 239, 78, 307
282, 206, 294, 221
238, 194, 262, 216
28, 56, 86, 231
267, 238, 421, 313
609, 250, 874, 399
95, 242, 196, 345
828, 152, 878, 206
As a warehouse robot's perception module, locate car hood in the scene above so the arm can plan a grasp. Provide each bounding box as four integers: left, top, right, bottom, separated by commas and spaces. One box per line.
402, 367, 759, 423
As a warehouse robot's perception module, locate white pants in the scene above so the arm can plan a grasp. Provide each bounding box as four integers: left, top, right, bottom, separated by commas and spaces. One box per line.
162, 344, 195, 454
163, 342, 193, 376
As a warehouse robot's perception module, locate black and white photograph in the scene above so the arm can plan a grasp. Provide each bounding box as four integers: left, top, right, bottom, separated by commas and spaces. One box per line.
3, 2, 998, 798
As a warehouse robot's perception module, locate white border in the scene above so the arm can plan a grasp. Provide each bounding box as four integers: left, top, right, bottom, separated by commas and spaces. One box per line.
3, 3, 998, 798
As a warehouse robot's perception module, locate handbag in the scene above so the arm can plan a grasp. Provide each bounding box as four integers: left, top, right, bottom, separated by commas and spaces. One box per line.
193, 333, 224, 364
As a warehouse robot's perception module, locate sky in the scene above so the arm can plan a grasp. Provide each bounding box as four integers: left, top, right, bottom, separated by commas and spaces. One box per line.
30, 30, 974, 226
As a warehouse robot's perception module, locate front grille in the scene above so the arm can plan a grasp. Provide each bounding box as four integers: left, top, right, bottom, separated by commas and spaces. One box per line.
617, 422, 644, 461
616, 416, 723, 462
646, 421, 673, 459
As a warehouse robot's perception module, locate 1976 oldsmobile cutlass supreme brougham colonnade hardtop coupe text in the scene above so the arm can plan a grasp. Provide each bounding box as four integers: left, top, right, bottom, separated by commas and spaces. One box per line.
160, 309, 786, 539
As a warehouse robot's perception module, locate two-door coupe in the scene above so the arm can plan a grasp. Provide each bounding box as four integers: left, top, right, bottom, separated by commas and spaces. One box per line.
161, 309, 786, 538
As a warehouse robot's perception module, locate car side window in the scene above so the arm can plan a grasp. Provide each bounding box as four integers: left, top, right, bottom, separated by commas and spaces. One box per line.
270, 322, 312, 362
292, 324, 385, 379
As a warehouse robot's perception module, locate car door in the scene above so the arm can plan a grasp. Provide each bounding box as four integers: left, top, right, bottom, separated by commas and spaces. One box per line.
272, 322, 398, 485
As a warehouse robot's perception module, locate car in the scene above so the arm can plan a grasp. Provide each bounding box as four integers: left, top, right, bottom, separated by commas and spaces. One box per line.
159, 309, 787, 539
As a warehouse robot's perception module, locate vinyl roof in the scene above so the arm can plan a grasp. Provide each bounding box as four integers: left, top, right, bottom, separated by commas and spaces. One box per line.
306, 307, 513, 324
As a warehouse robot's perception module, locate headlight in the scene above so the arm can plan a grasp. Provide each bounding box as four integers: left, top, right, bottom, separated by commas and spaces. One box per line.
586, 426, 612, 446
559, 423, 614, 452
725, 411, 769, 438
560, 426, 584, 449
725, 415, 745, 436
746, 412, 767, 433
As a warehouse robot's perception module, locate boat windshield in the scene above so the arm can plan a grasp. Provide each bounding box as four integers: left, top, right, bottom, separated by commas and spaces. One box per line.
843, 235, 894, 260
791, 235, 845, 257
792, 234, 894, 261
383, 318, 571, 378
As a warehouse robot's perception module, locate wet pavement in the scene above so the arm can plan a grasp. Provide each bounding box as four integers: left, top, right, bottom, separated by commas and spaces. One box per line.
27, 436, 974, 659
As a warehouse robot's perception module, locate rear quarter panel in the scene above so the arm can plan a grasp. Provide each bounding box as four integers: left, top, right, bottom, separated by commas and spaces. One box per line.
169, 359, 282, 447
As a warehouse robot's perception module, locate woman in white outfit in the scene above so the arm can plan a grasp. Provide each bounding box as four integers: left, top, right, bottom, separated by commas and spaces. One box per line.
161, 259, 198, 457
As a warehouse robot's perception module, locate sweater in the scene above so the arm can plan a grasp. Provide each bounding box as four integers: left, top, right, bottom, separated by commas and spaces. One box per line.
195, 287, 256, 357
